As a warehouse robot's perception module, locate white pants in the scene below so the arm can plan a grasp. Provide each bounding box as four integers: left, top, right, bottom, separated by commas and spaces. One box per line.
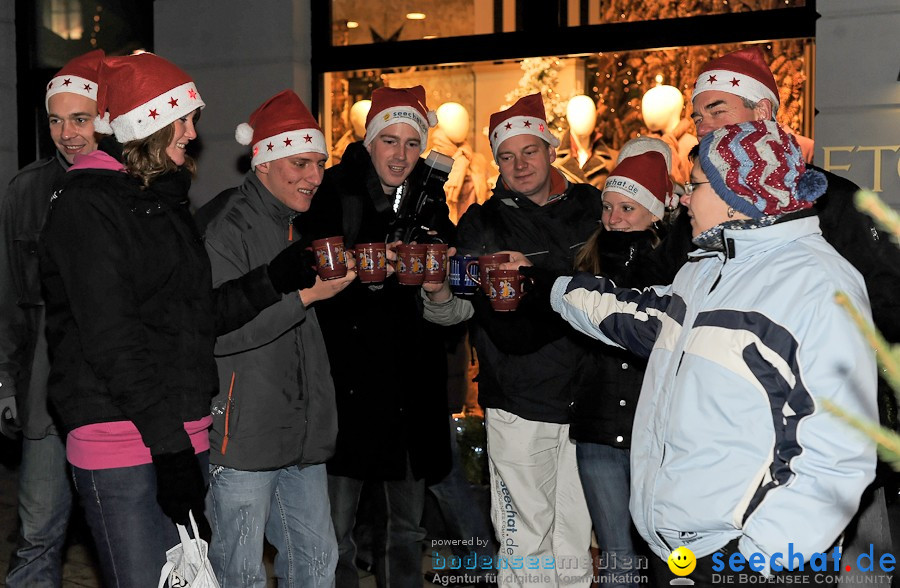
486, 408, 593, 587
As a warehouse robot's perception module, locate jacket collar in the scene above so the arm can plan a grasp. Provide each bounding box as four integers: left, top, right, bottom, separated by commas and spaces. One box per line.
494, 168, 571, 209
690, 213, 822, 262
243, 171, 299, 222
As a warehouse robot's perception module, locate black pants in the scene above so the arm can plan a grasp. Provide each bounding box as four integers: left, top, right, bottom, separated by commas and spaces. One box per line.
649, 539, 839, 587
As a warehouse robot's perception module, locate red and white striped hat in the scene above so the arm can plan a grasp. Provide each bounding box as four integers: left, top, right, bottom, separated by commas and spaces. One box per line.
235, 90, 327, 169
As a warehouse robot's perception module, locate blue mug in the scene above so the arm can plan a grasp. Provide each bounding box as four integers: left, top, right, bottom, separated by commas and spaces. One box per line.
449, 254, 479, 296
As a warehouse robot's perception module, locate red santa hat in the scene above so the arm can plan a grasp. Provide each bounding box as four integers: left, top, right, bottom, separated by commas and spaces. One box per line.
691, 46, 780, 115
363, 85, 437, 153
100, 52, 205, 143
488, 93, 560, 160
235, 90, 327, 169
602, 151, 675, 219
45, 49, 105, 112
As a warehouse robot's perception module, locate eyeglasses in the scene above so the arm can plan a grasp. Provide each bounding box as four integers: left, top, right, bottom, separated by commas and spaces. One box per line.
683, 181, 709, 196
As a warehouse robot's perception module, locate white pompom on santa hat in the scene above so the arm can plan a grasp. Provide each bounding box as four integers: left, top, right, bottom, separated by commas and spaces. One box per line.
236, 89, 328, 169
45, 49, 110, 133
488, 93, 560, 161
602, 151, 674, 218
101, 52, 205, 143
363, 85, 436, 154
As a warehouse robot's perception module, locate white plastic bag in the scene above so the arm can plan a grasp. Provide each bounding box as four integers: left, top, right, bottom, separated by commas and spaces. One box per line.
157, 510, 220, 588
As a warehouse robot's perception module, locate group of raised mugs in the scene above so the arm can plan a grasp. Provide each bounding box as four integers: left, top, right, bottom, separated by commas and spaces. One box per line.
311, 238, 527, 311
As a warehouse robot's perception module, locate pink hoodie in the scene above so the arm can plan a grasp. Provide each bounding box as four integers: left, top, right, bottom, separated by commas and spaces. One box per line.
69, 150, 126, 173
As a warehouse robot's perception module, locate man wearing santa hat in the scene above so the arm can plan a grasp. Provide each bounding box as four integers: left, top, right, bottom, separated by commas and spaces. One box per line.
424, 93, 603, 587
0, 49, 104, 586
199, 89, 355, 587
299, 85, 453, 588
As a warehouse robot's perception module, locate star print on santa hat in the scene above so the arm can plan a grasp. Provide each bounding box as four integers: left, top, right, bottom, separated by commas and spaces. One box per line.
488, 93, 560, 160
102, 52, 205, 142
188, 89, 197, 99
692, 46, 781, 114
234, 89, 328, 169
45, 49, 104, 113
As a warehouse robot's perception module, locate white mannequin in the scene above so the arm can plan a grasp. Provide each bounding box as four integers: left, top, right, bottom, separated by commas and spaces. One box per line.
349, 99, 371, 140
427, 102, 488, 224
436, 102, 469, 145
331, 99, 372, 166
566, 95, 598, 168
641, 84, 697, 184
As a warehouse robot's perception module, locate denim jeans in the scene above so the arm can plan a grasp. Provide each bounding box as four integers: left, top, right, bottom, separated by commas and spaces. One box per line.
328, 466, 426, 588
71, 452, 209, 588
576, 442, 641, 588
206, 463, 337, 588
5, 434, 73, 588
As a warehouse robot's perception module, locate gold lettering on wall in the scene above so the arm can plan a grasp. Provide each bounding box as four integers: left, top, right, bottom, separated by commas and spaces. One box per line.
821, 145, 900, 192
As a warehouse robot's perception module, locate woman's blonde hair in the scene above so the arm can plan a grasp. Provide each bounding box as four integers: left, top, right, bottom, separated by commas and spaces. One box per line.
123, 120, 196, 187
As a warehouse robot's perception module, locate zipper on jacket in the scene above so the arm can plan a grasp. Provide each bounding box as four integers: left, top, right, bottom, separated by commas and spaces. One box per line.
221, 371, 236, 455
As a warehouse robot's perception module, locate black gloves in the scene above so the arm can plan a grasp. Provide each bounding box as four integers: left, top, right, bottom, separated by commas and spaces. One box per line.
267, 241, 318, 294
518, 265, 563, 313
152, 448, 208, 531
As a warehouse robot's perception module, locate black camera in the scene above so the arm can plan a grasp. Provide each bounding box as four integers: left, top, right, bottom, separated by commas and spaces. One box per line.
388, 150, 454, 244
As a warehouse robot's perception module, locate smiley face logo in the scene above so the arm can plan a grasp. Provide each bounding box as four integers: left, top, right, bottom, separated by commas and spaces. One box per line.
667, 546, 696, 577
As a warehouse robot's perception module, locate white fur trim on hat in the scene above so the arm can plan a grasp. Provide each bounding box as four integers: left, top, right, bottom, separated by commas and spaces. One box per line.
363, 106, 429, 154
45, 75, 99, 111
109, 81, 205, 143
251, 128, 328, 169
602, 175, 665, 219
691, 69, 779, 109
489, 115, 560, 160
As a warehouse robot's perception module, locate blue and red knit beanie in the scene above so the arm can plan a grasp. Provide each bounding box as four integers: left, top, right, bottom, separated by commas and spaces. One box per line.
698, 120, 827, 218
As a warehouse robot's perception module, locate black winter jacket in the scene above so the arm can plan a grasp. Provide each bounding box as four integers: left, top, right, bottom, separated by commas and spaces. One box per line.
0, 153, 66, 438
298, 141, 452, 483
40, 161, 279, 455
455, 172, 604, 423
567, 229, 683, 447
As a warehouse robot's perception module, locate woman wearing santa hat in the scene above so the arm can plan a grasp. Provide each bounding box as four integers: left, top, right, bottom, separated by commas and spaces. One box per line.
569, 139, 681, 588
39, 52, 314, 586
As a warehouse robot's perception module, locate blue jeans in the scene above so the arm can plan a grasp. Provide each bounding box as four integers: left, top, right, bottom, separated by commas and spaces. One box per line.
576, 442, 641, 588
206, 463, 337, 588
5, 434, 73, 588
72, 452, 209, 588
329, 468, 426, 588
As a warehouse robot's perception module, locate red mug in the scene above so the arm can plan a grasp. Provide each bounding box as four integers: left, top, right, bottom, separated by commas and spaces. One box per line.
356, 242, 388, 284
311, 236, 348, 280
488, 268, 525, 311
467, 253, 510, 295
424, 243, 449, 284
395, 244, 427, 286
